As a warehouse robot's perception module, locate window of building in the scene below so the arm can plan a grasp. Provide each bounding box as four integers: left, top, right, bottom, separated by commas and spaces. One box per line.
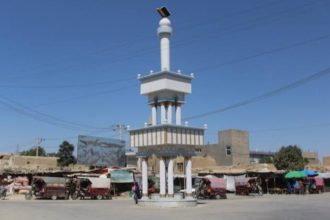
225, 146, 232, 156
177, 162, 184, 172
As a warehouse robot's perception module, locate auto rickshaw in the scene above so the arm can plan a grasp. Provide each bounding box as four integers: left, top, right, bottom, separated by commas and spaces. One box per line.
71, 176, 111, 200
196, 176, 227, 199
235, 177, 263, 196
25, 176, 69, 200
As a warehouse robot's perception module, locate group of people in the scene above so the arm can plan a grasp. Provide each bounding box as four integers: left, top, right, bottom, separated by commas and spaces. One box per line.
131, 179, 157, 204
287, 178, 317, 194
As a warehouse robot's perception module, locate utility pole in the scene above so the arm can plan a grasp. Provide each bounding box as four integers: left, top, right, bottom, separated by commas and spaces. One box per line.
36, 138, 45, 158
35, 138, 44, 171
112, 124, 128, 141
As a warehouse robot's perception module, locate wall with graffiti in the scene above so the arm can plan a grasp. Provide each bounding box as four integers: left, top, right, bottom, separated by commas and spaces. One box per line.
77, 135, 125, 166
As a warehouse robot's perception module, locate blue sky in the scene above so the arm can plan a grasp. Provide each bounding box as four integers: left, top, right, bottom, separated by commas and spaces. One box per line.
1, 0, 330, 158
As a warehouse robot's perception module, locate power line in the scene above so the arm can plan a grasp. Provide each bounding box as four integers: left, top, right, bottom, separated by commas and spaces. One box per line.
192, 32, 330, 73
1, 0, 316, 85
2, 0, 284, 82
0, 95, 111, 131
171, 0, 317, 51
44, 129, 127, 142
10, 30, 330, 106
184, 66, 330, 121
205, 122, 330, 135
0, 77, 135, 89
34, 83, 138, 107
2, 29, 329, 93
0, 2, 327, 129
177, 0, 285, 32
4, 30, 329, 107
3, 30, 330, 113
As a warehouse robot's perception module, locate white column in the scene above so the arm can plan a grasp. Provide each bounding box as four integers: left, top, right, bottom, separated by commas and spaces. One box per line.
151, 105, 157, 126
159, 157, 166, 196
158, 17, 172, 71
137, 157, 142, 172
142, 158, 148, 197
175, 104, 181, 125
167, 103, 172, 124
160, 37, 170, 71
185, 158, 192, 197
161, 103, 166, 124
167, 159, 174, 196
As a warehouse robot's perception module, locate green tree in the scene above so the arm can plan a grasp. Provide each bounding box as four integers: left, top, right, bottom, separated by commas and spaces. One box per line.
273, 145, 306, 171
20, 146, 47, 157
57, 141, 77, 167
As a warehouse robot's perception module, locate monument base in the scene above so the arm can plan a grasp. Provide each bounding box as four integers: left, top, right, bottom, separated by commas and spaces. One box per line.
138, 193, 197, 208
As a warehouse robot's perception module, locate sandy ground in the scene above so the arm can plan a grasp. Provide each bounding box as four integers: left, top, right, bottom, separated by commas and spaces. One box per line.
1, 193, 329, 220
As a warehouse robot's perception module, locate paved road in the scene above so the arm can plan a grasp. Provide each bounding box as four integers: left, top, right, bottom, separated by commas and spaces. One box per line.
1, 193, 329, 220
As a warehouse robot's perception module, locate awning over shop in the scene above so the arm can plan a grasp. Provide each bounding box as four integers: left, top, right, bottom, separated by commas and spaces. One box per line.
318, 172, 330, 179
284, 171, 307, 179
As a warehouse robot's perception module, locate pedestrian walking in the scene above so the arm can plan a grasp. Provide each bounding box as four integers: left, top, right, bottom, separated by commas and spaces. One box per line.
132, 182, 141, 204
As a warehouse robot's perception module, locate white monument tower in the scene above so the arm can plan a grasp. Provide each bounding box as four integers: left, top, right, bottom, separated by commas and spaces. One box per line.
129, 7, 205, 207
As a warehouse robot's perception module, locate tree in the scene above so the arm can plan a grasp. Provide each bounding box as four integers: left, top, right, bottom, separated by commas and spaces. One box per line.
57, 141, 77, 167
20, 146, 47, 157
273, 145, 306, 171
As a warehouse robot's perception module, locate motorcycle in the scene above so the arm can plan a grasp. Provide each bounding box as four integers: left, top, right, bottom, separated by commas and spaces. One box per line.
250, 183, 263, 196
248, 178, 263, 196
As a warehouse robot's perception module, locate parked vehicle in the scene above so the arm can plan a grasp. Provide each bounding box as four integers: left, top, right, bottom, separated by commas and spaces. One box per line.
0, 185, 7, 200
235, 177, 250, 195
235, 177, 262, 196
13, 177, 31, 194
308, 177, 324, 194
25, 176, 69, 200
71, 177, 111, 200
196, 176, 227, 199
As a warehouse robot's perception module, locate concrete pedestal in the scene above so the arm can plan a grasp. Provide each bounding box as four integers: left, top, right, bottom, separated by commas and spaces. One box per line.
138, 194, 197, 208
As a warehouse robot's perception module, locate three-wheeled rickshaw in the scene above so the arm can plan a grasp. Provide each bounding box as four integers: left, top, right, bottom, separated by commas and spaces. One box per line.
235, 177, 263, 196
25, 176, 69, 200
196, 175, 227, 199
71, 177, 111, 200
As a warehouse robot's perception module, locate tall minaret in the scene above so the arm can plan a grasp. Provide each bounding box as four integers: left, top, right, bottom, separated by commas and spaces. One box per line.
139, 7, 193, 126
157, 16, 172, 71
129, 8, 205, 202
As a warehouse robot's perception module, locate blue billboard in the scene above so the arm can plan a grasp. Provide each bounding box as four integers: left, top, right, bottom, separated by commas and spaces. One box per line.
77, 135, 125, 167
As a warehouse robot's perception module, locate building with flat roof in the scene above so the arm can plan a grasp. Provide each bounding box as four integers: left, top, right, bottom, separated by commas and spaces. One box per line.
323, 156, 330, 166
302, 151, 320, 164
202, 129, 250, 166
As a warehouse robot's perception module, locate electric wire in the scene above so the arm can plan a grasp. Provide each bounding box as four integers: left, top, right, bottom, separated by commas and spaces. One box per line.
0, 77, 135, 89
1, 0, 316, 85
34, 83, 138, 107
2, 0, 284, 81
192, 32, 330, 73
2, 1, 328, 149
184, 66, 330, 121
0, 95, 112, 131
